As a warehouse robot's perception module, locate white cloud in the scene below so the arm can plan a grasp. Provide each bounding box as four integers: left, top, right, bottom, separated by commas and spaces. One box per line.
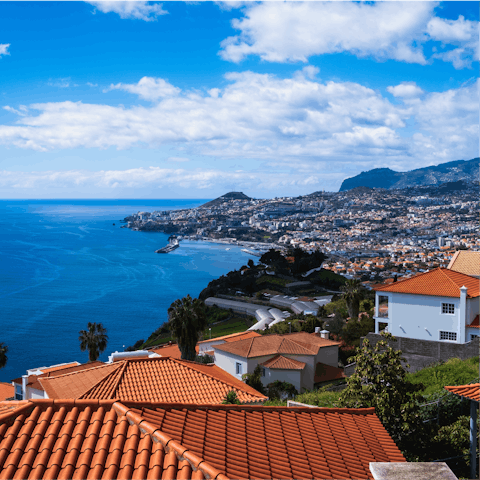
0, 44, 10, 57
87, 82, 98, 87
166, 156, 190, 162
387, 82, 424, 99
219, 2, 478, 69
0, 72, 477, 170
3, 105, 27, 116
105, 76, 180, 100
0, 167, 337, 194
220, 2, 433, 64
48, 78, 78, 88
87, 1, 167, 21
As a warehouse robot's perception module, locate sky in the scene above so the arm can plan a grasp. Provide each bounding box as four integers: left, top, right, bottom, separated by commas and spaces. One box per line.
0, 1, 478, 199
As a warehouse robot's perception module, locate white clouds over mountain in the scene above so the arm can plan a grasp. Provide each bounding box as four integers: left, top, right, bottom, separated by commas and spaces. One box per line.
219, 2, 478, 69
87, 1, 167, 21
1, 73, 477, 171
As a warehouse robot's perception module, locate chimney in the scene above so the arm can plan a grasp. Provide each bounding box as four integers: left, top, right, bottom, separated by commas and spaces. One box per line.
459, 286, 467, 343
315, 327, 321, 335
320, 329, 330, 339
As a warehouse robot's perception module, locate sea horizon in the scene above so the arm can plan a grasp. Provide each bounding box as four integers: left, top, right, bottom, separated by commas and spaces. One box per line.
0, 199, 253, 381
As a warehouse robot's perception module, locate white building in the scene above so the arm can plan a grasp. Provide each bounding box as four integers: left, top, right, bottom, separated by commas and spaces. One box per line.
213, 332, 341, 393
373, 268, 479, 344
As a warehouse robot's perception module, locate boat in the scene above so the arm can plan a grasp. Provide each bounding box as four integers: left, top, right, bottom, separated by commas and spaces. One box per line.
155, 243, 180, 253
225, 248, 231, 251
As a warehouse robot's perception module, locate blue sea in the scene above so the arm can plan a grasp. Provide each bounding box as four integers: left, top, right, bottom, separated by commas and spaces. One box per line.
0, 200, 253, 382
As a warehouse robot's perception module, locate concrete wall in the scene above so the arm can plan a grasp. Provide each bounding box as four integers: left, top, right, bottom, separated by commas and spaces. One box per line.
375, 291, 476, 343
263, 368, 302, 392
198, 339, 227, 354
364, 333, 480, 373
315, 346, 339, 368
26, 386, 46, 399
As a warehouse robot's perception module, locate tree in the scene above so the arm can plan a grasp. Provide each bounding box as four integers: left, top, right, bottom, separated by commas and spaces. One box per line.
222, 390, 241, 404
0, 342, 8, 369
79, 322, 108, 362
340, 278, 364, 319
242, 365, 265, 394
337, 332, 425, 454
167, 295, 208, 361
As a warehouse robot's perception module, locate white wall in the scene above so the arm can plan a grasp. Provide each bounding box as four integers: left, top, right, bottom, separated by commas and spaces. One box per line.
198, 339, 227, 354
376, 292, 466, 342
214, 349, 248, 380
26, 386, 47, 399
263, 368, 302, 392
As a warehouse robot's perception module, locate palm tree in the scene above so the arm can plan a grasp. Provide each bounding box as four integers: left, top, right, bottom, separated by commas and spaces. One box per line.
167, 295, 207, 361
0, 343, 8, 369
79, 322, 108, 361
341, 278, 364, 319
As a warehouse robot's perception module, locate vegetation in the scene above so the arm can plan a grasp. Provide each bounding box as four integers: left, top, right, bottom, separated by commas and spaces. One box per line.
222, 390, 241, 404
337, 332, 425, 454
194, 354, 214, 364
79, 322, 108, 362
340, 278, 364, 319
267, 381, 298, 399
0, 342, 7, 369
242, 365, 265, 394
167, 295, 208, 361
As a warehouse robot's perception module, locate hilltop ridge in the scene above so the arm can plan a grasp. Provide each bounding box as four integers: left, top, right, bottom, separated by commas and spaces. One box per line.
339, 158, 479, 191
201, 192, 252, 208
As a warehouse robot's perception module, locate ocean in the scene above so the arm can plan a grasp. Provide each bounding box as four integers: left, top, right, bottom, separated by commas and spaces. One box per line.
0, 200, 253, 382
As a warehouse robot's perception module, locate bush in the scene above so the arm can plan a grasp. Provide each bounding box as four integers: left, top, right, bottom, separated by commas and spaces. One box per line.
222, 390, 241, 404
242, 365, 265, 394
194, 354, 214, 364
267, 381, 298, 400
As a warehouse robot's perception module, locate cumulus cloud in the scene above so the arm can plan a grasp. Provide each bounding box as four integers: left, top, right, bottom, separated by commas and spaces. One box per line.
387, 82, 424, 99
0, 72, 477, 170
0, 44, 10, 57
87, 1, 167, 21
219, 2, 478, 69
105, 76, 180, 100
220, 2, 433, 64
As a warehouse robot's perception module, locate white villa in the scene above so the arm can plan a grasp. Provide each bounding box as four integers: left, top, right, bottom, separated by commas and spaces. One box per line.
374, 268, 479, 344
213, 331, 341, 393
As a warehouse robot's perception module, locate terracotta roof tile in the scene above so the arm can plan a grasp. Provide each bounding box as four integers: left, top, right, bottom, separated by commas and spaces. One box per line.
0, 397, 406, 479
314, 363, 346, 383
0, 384, 13, 402
38, 362, 120, 399
374, 268, 480, 298
214, 333, 339, 358
468, 315, 479, 329
45, 357, 268, 404
151, 344, 199, 359
447, 250, 480, 277
260, 355, 306, 370
198, 331, 261, 344
444, 384, 480, 402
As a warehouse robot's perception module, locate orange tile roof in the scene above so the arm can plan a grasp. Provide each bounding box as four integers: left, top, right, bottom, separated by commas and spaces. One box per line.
39, 362, 120, 399
444, 384, 480, 402
468, 315, 479, 328
37, 361, 80, 374
150, 343, 199, 358
198, 330, 261, 344
261, 355, 306, 370
214, 332, 339, 358
0, 399, 406, 480
0, 401, 29, 419
447, 250, 480, 277
41, 357, 267, 404
0, 384, 13, 402
374, 268, 480, 298
314, 362, 346, 383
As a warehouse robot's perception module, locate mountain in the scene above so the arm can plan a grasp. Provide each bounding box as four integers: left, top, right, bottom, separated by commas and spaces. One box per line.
200, 192, 252, 208
339, 158, 479, 192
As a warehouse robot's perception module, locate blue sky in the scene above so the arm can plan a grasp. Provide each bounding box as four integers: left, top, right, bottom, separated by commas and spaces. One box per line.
0, 1, 478, 198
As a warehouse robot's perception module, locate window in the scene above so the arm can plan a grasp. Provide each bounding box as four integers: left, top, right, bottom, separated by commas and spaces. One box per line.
262, 368, 266, 377
14, 384, 22, 401
471, 334, 478, 340
235, 362, 242, 375
441, 303, 455, 314
378, 296, 389, 318
440, 331, 457, 341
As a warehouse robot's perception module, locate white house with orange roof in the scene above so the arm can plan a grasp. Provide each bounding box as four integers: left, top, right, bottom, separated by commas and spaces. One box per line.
213, 332, 341, 392
374, 268, 479, 344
